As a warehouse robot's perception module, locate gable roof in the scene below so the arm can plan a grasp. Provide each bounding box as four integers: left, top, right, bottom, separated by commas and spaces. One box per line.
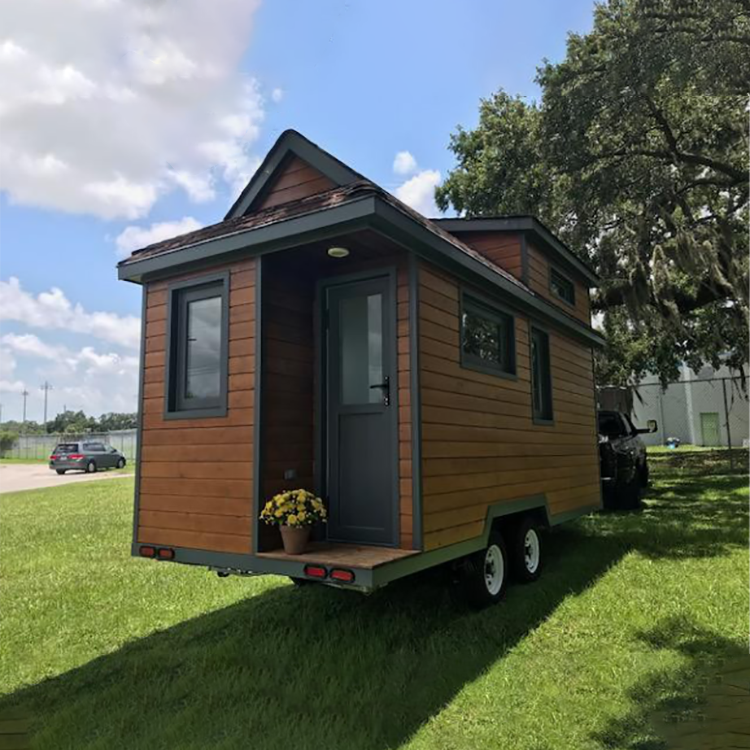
225, 129, 369, 219
117, 130, 604, 348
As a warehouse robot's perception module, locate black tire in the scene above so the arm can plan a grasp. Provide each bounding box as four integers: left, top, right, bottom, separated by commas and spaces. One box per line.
56, 469, 66, 475
615, 471, 642, 510
507, 517, 543, 583
459, 532, 508, 609
86, 460, 97, 474
116, 458, 126, 469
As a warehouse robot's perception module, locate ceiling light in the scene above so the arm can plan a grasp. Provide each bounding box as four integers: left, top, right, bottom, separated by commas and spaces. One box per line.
327, 246, 350, 258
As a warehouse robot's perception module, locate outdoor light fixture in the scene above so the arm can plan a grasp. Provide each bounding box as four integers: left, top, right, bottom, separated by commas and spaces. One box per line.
327, 246, 350, 258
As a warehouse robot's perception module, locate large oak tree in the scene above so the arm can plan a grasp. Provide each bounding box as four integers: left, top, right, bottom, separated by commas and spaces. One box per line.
436, 0, 749, 385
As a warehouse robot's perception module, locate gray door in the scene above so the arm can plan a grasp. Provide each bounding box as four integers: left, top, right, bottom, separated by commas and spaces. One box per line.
324, 274, 397, 546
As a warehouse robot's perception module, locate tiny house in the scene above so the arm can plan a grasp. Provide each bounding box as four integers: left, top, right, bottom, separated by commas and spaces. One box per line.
118, 130, 604, 606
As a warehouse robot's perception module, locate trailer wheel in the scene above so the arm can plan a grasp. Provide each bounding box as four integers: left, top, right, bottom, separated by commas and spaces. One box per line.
508, 517, 542, 583
460, 532, 508, 609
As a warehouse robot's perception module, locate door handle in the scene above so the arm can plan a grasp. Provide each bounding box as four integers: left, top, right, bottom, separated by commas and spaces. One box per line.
369, 376, 390, 406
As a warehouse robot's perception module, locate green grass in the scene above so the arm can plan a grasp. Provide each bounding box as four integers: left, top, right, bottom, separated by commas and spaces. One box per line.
0, 472, 746, 750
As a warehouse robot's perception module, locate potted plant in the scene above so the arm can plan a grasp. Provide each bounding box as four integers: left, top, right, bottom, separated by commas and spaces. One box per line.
260, 489, 327, 555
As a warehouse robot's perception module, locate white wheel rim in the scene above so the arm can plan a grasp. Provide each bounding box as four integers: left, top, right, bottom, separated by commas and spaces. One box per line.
524, 529, 540, 574
484, 544, 504, 595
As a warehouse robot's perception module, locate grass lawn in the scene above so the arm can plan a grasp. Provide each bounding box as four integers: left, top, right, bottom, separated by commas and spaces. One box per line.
0, 471, 746, 750
0, 457, 49, 464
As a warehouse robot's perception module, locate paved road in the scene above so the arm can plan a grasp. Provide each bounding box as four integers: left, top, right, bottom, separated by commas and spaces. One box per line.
0, 464, 131, 494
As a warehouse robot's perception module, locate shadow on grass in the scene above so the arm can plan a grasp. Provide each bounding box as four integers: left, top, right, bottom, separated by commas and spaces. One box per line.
592, 615, 749, 750
649, 447, 749, 478
2, 473, 746, 749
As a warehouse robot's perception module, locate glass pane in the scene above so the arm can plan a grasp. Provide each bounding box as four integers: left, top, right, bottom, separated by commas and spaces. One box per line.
340, 293, 383, 405
185, 296, 222, 400
462, 306, 512, 371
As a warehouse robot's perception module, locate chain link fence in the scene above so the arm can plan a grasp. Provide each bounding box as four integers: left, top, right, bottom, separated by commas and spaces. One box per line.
2, 429, 138, 461
599, 373, 749, 476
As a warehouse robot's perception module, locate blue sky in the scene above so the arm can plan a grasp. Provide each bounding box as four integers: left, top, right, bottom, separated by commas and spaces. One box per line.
0, 0, 595, 421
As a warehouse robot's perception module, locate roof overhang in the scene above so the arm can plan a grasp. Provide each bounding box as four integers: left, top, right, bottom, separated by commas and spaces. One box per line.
119, 196, 604, 349
433, 217, 600, 287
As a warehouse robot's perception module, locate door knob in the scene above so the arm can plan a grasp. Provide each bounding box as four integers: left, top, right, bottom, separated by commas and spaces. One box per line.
369, 376, 390, 406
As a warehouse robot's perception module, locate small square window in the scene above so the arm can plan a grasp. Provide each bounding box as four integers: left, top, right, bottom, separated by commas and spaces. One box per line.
550, 268, 575, 306
531, 327, 553, 422
164, 274, 229, 419
461, 296, 516, 377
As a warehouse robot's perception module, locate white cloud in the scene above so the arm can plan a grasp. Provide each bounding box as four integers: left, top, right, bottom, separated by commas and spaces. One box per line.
271, 87, 284, 103
0, 277, 140, 349
0, 0, 265, 219
0, 379, 26, 395
393, 151, 418, 176
0, 347, 25, 395
1, 333, 61, 360
115, 217, 203, 258
394, 169, 442, 217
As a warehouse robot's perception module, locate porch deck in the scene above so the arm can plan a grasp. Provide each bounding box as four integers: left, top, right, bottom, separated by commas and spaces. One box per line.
256, 542, 419, 570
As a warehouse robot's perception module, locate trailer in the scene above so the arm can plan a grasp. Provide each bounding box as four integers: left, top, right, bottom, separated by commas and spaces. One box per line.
118, 130, 604, 607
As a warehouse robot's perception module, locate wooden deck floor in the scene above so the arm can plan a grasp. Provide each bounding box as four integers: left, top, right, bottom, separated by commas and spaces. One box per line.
256, 542, 418, 570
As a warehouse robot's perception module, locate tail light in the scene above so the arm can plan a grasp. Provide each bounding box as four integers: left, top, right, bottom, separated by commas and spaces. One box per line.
139, 545, 156, 558
49, 455, 58, 460
67, 454, 84, 460
303, 564, 327, 579
157, 548, 175, 560
329, 568, 355, 583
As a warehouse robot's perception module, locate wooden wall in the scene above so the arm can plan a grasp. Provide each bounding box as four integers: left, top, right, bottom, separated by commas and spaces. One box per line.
417, 260, 600, 551
527, 242, 591, 324
452, 231, 524, 279
136, 258, 256, 555
256, 156, 335, 211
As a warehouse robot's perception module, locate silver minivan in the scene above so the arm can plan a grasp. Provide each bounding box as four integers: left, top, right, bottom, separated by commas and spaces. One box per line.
49, 441, 127, 475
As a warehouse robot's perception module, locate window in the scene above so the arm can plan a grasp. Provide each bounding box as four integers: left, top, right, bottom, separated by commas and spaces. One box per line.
461, 296, 516, 377
550, 268, 575, 306
165, 274, 229, 419
531, 327, 553, 422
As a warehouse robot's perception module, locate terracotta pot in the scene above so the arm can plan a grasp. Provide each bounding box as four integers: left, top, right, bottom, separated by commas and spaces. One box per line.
280, 525, 311, 555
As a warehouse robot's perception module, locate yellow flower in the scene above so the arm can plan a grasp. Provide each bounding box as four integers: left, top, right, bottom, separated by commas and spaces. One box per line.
287, 514, 298, 525
274, 509, 283, 517
298, 511, 306, 522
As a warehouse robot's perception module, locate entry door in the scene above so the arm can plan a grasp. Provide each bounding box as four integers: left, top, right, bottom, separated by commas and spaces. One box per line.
324, 274, 397, 546
700, 412, 720, 446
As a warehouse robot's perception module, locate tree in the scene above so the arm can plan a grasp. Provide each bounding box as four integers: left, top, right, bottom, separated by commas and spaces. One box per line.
0, 431, 18, 457
436, 0, 749, 385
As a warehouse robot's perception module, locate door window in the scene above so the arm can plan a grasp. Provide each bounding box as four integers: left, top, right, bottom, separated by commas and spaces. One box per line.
339, 292, 383, 405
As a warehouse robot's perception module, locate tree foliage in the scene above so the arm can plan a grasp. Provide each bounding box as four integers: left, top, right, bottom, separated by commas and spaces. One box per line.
436, 0, 749, 385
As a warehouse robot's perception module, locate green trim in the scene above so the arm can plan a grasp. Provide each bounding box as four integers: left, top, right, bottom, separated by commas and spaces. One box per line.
433, 217, 599, 286
226, 130, 362, 219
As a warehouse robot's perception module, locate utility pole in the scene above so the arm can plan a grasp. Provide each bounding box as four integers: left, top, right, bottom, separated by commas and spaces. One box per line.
21, 389, 29, 429
40, 381, 53, 425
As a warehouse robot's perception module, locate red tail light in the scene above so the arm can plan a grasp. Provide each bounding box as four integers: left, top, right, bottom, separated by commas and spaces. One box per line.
67, 454, 84, 460
139, 545, 156, 558
157, 548, 175, 560
303, 564, 327, 579
330, 568, 355, 583
49, 455, 58, 460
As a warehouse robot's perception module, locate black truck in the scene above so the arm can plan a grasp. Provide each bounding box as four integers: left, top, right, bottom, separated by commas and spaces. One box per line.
598, 411, 658, 510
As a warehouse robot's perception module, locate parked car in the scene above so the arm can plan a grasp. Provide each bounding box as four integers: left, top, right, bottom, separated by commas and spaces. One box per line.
49, 441, 126, 475
598, 411, 657, 510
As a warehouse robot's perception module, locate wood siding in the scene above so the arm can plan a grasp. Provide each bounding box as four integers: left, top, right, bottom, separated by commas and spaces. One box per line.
452, 231, 524, 279
417, 261, 600, 551
137, 258, 256, 554
255, 156, 335, 211
527, 242, 591, 324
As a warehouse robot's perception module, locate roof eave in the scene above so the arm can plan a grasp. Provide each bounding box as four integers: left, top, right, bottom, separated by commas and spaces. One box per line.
433, 217, 600, 287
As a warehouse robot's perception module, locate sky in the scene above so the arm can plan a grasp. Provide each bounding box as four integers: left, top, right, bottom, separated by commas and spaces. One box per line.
0, 0, 596, 423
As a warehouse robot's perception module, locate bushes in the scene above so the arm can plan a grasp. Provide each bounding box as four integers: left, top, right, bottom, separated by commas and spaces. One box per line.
0, 431, 18, 458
